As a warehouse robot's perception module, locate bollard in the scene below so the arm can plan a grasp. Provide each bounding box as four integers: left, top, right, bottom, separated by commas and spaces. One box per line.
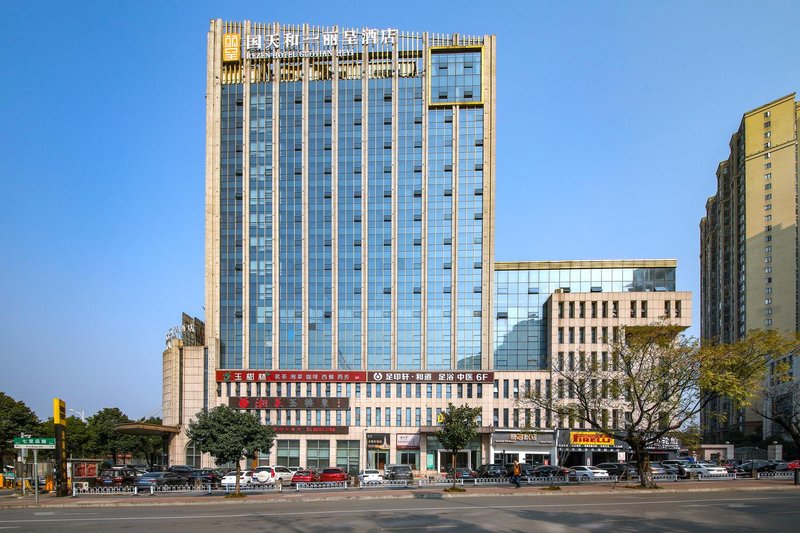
794, 469, 799, 485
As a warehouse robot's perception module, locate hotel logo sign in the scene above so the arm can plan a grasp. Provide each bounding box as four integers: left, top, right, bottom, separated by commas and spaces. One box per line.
223, 33, 241, 62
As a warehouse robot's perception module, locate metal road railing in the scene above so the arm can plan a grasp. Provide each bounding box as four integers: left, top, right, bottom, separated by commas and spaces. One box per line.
418, 478, 462, 487
294, 481, 349, 491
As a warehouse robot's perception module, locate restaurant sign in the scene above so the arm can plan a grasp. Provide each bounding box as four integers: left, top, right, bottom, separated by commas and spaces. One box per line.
229, 397, 349, 410
569, 432, 615, 447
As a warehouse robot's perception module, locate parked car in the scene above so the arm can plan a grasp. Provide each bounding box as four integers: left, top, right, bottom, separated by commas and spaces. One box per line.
357, 469, 384, 485
188, 469, 222, 486
319, 467, 351, 482
568, 466, 611, 481
165, 464, 194, 481
254, 465, 294, 484
625, 462, 666, 476
133, 472, 186, 489
771, 460, 789, 471
595, 462, 631, 478
475, 464, 506, 478
385, 464, 413, 481
291, 469, 320, 484
680, 463, 728, 478
735, 460, 774, 475
445, 467, 476, 481
96, 468, 138, 487
221, 470, 254, 487
503, 463, 536, 478
531, 465, 570, 478
787, 459, 800, 470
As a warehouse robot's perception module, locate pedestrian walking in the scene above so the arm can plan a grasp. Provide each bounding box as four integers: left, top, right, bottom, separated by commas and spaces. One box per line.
512, 459, 521, 488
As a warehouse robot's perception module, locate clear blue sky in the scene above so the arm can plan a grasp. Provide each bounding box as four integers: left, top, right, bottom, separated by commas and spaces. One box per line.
2, 0, 799, 421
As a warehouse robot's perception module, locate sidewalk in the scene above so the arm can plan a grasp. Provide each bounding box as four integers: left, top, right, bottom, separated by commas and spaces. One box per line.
2, 479, 798, 509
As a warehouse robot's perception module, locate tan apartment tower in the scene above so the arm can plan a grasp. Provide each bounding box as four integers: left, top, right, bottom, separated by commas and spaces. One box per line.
700, 93, 799, 440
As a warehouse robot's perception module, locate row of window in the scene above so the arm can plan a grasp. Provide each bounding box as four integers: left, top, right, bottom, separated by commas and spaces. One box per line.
219, 381, 484, 399
555, 299, 682, 320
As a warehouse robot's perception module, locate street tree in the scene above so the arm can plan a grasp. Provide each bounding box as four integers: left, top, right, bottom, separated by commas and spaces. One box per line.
186, 405, 275, 496
86, 407, 137, 464
520, 324, 782, 488
434, 403, 482, 491
0, 392, 41, 467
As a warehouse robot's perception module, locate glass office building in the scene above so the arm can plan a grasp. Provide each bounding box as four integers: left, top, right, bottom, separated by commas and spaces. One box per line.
206, 21, 495, 374
494, 261, 677, 371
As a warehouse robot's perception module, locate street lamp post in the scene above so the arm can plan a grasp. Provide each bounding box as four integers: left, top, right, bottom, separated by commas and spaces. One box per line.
68, 409, 86, 422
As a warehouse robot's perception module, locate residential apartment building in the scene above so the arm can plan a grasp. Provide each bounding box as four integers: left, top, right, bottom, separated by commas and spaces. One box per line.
700, 93, 799, 441
161, 19, 692, 474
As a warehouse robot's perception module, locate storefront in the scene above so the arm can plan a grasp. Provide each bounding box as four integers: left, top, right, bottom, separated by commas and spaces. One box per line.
420, 426, 492, 474
557, 430, 629, 466
491, 430, 557, 466
366, 433, 391, 470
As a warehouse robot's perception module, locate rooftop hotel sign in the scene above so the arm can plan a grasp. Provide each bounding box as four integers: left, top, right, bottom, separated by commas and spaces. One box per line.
227, 27, 399, 60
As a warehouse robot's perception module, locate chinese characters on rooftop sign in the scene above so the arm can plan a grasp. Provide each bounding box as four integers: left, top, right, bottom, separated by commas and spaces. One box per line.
216, 370, 493, 383
225, 27, 398, 61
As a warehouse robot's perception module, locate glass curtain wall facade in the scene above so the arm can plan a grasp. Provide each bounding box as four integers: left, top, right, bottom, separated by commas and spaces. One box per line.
206, 21, 495, 374
494, 262, 677, 370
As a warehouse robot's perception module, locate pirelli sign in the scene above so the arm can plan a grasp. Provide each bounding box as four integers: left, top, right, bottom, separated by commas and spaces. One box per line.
569, 432, 615, 447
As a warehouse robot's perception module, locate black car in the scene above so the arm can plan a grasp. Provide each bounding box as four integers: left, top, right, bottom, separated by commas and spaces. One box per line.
189, 468, 222, 486
386, 465, 413, 481
167, 464, 194, 478
735, 460, 775, 475
531, 465, 570, 478
476, 464, 506, 478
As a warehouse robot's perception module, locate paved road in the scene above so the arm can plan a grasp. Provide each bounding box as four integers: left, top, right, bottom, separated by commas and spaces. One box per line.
1, 489, 799, 532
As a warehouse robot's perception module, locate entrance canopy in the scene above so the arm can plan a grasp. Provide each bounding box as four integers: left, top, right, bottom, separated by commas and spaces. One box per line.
114, 423, 180, 436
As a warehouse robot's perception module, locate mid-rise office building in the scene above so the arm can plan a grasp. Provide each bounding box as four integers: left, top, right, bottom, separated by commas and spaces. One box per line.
700, 93, 799, 440
161, 19, 692, 473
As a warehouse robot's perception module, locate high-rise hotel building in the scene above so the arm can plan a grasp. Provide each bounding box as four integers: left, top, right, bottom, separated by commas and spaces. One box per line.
162, 19, 691, 473
700, 93, 799, 440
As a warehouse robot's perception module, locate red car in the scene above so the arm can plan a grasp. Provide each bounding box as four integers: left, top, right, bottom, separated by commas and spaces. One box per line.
787, 460, 800, 470
291, 469, 319, 484
318, 467, 351, 482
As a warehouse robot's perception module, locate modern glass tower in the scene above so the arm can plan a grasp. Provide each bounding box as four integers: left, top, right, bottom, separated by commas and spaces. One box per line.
205, 21, 496, 375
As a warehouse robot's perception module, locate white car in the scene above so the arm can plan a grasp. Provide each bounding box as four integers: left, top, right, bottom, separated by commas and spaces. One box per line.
681, 463, 728, 477
221, 470, 253, 487
569, 466, 611, 481
357, 469, 384, 485
254, 465, 294, 484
